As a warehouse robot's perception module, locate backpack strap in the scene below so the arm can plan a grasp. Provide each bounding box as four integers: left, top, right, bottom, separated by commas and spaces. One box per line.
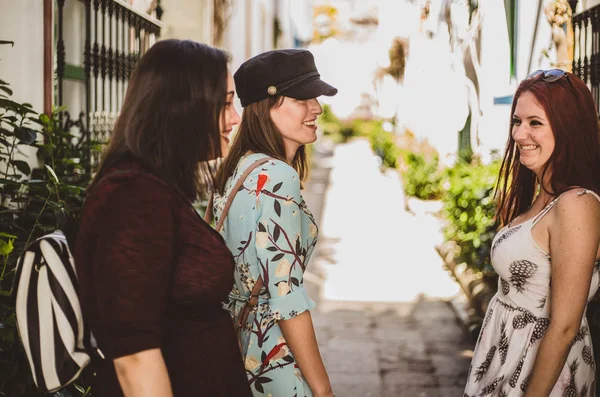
236, 272, 266, 333
203, 193, 215, 224
208, 157, 272, 322
205, 157, 271, 233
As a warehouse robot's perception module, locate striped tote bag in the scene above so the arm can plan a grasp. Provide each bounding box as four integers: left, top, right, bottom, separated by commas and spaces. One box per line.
13, 230, 103, 393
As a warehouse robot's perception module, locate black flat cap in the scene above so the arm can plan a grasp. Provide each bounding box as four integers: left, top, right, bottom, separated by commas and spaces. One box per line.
234, 49, 338, 107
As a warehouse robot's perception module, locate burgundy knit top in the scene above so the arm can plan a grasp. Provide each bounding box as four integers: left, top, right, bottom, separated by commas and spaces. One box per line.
73, 158, 251, 396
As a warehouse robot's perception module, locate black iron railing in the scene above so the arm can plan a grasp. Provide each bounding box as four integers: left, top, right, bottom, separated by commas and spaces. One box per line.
56, 0, 162, 169
572, 4, 600, 113
573, 5, 600, 393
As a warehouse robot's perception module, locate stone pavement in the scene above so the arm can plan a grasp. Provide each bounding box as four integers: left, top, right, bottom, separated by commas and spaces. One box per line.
303, 139, 473, 397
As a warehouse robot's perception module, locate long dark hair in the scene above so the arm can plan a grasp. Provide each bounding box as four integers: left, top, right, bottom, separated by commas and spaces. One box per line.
92, 39, 230, 201
214, 96, 309, 195
496, 72, 600, 226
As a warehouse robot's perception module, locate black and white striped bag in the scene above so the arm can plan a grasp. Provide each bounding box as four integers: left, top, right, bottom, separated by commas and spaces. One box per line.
13, 230, 103, 393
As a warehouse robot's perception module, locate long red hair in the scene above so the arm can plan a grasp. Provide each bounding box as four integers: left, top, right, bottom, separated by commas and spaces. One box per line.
496, 72, 600, 226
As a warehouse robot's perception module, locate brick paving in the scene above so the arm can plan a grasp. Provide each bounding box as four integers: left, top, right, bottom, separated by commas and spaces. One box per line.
303, 139, 473, 397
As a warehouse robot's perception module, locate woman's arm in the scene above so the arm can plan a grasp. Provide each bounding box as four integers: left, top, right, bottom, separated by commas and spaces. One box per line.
90, 178, 177, 395
114, 348, 173, 397
279, 312, 333, 397
524, 191, 600, 397
252, 161, 333, 396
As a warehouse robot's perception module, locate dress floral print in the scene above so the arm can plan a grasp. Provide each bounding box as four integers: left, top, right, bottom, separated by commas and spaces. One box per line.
214, 153, 318, 397
464, 190, 600, 397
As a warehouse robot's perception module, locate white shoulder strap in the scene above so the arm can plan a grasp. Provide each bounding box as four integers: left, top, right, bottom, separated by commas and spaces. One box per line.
531, 195, 561, 226
532, 188, 600, 226
576, 189, 600, 203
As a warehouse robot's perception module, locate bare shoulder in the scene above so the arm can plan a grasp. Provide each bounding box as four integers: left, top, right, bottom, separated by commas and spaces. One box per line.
251, 158, 301, 187
553, 189, 600, 226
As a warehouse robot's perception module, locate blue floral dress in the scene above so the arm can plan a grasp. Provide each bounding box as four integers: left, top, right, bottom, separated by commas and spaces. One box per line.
213, 153, 318, 397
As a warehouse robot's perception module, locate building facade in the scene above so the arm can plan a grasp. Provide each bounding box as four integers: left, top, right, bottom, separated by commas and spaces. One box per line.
0, 0, 307, 171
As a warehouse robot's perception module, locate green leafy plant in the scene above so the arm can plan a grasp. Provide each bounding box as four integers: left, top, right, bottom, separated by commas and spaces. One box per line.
318, 105, 379, 144
0, 84, 40, 281
318, 104, 344, 142
400, 151, 443, 200
318, 105, 444, 199
371, 128, 445, 200
0, 52, 100, 395
442, 160, 500, 275
367, 122, 399, 169
27, 108, 100, 232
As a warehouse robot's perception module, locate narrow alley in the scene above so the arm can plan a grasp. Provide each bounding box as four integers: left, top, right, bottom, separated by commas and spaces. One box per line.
304, 139, 473, 397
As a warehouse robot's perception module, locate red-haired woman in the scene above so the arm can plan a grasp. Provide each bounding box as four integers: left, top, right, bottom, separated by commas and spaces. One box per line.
464, 70, 600, 396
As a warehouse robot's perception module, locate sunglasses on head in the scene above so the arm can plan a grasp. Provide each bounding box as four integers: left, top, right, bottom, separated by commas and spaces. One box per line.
526, 69, 569, 82
525, 68, 577, 97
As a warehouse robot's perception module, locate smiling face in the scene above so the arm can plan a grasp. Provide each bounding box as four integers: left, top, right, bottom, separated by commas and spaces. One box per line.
270, 97, 323, 161
512, 90, 556, 179
219, 71, 241, 157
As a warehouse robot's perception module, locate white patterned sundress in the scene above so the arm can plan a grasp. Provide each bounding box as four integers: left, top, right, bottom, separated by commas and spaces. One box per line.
464, 189, 600, 396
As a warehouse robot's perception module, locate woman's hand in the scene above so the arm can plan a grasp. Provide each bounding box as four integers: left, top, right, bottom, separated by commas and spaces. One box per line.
113, 348, 173, 397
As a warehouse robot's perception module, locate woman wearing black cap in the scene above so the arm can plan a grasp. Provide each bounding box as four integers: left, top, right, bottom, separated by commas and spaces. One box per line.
212, 49, 337, 397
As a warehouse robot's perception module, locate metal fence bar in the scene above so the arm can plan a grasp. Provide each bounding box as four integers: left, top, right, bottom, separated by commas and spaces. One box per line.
55, 0, 162, 169
57, 0, 66, 110
573, 4, 600, 116
592, 8, 600, 108
83, 0, 92, 172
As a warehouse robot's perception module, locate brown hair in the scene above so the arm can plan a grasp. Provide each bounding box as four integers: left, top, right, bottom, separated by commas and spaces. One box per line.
92, 39, 230, 201
496, 72, 600, 226
214, 96, 310, 195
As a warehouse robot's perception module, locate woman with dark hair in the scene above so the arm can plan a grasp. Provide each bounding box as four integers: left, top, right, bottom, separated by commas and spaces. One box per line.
464, 70, 600, 396
212, 49, 337, 396
73, 39, 250, 397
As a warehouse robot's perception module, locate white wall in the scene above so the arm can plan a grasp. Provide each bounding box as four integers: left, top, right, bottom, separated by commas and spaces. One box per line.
276, 0, 294, 48
0, 0, 45, 114
477, 0, 513, 155
224, 0, 250, 72
62, 0, 86, 118
477, 0, 563, 156
258, 0, 275, 53
514, 0, 554, 80
0, 0, 45, 168
224, 0, 280, 73
284, 0, 313, 47
0, 0, 86, 116
581, 0, 600, 11
221, 0, 310, 73
160, 0, 214, 44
